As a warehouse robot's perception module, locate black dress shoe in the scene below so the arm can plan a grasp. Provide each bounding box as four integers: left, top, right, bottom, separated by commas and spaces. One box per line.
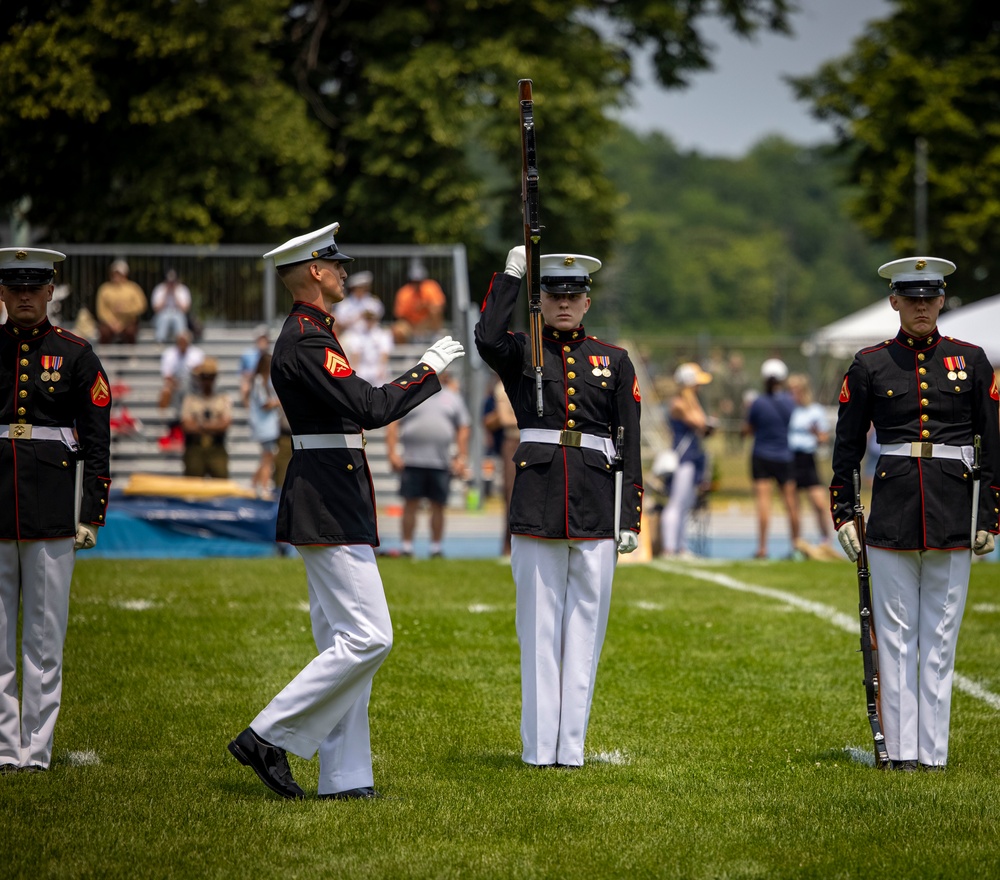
20, 765, 47, 773
0, 763, 19, 776
319, 786, 380, 800
919, 763, 946, 773
228, 727, 304, 800
892, 760, 919, 772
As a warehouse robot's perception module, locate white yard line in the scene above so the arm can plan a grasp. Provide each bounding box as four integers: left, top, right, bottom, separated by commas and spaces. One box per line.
651, 560, 1000, 712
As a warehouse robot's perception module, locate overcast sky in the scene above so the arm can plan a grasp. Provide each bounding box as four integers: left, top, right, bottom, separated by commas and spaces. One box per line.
615, 0, 892, 156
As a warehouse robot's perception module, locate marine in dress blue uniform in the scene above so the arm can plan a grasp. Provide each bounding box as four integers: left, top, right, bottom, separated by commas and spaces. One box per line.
832, 257, 1000, 770
228, 222, 464, 799
475, 248, 642, 767
0, 248, 112, 773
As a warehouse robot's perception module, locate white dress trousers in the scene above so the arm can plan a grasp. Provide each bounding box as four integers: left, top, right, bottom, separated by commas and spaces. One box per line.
661, 460, 698, 555
0, 538, 76, 769
511, 535, 617, 766
251, 544, 392, 795
868, 547, 971, 767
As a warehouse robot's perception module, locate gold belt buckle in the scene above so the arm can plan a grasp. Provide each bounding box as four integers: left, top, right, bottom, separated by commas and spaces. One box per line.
361, 434, 367, 448
559, 430, 583, 447
9, 423, 32, 439
910, 441, 933, 459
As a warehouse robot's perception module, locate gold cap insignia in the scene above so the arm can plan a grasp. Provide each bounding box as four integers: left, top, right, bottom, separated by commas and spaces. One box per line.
563, 256, 576, 266
915, 259, 927, 270
15, 250, 27, 260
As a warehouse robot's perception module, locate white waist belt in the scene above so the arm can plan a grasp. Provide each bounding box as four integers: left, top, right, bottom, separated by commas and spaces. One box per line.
0, 425, 78, 448
292, 433, 365, 450
880, 441, 973, 465
520, 428, 614, 461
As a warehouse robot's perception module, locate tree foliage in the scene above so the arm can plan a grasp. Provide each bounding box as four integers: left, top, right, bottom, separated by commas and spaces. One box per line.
789, 0, 1000, 300
0, 0, 792, 265
600, 128, 893, 336
0, 0, 334, 243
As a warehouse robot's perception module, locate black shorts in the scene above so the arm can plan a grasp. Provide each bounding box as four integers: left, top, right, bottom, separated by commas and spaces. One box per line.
751, 455, 793, 485
792, 451, 821, 489
400, 466, 451, 505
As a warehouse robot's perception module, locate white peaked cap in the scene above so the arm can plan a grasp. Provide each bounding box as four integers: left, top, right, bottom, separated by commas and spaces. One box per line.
878, 256, 955, 293
263, 221, 354, 267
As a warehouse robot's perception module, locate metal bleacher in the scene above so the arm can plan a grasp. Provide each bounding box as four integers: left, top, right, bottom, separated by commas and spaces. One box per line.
100, 326, 432, 500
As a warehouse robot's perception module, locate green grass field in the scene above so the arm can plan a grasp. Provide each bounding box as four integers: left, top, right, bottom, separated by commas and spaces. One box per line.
4, 555, 1000, 879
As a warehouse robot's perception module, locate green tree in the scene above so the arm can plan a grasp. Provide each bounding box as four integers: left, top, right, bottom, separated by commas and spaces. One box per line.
0, 0, 334, 243
1, 0, 792, 256
790, 0, 1000, 300
601, 129, 893, 335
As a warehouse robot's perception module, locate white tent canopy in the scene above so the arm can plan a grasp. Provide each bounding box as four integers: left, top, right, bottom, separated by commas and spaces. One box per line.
804, 294, 1000, 366
802, 297, 899, 359
938, 294, 1000, 365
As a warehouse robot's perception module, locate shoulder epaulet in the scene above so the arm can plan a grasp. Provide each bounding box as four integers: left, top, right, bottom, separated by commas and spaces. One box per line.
943, 336, 983, 351
587, 336, 627, 353
297, 315, 330, 334
859, 339, 891, 355
53, 327, 88, 348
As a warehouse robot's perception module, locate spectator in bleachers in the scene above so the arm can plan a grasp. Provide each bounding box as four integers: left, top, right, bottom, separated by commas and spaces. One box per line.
47, 284, 72, 326
150, 268, 193, 343
341, 305, 394, 386
158, 329, 205, 448
333, 270, 382, 333
180, 357, 232, 479
239, 324, 271, 408
247, 352, 281, 498
392, 259, 445, 343
95, 259, 147, 344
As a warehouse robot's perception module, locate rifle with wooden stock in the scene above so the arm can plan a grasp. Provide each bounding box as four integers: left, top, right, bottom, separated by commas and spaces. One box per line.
518, 78, 544, 416
853, 469, 890, 768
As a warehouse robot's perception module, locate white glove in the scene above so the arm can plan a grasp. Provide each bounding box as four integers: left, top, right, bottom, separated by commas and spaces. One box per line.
617, 531, 638, 554
75, 523, 98, 550
837, 522, 860, 562
973, 530, 995, 556
504, 246, 526, 279
420, 336, 465, 373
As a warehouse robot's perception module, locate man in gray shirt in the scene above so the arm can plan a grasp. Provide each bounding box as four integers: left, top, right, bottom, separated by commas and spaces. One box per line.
386, 372, 470, 557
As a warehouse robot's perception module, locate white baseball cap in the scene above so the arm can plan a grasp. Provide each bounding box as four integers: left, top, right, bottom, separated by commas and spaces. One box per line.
674, 362, 712, 387
761, 358, 788, 382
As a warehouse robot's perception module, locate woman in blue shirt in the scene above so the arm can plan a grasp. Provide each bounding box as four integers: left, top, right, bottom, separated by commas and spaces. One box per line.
742, 358, 801, 559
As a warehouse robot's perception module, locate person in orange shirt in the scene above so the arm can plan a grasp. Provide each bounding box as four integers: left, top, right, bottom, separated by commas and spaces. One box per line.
392, 259, 445, 342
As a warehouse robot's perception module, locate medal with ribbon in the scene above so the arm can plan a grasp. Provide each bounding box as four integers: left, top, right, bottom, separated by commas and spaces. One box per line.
40, 355, 63, 382
588, 355, 611, 377
943, 355, 967, 381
